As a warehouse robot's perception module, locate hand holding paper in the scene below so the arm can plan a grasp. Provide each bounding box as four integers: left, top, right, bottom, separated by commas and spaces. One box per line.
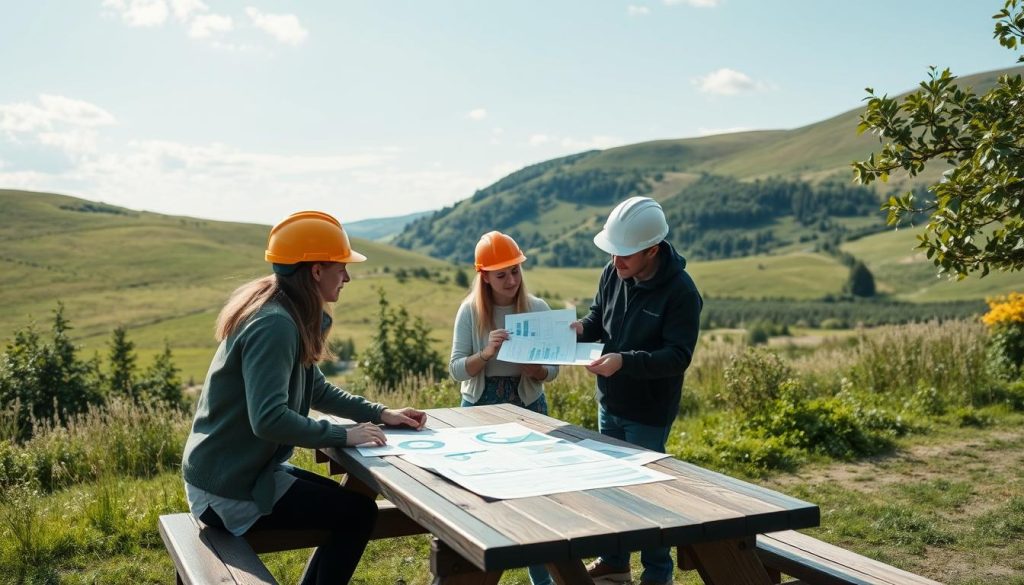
496, 308, 603, 365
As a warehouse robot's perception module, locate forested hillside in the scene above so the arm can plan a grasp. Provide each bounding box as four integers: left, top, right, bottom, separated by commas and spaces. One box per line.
393, 66, 1023, 268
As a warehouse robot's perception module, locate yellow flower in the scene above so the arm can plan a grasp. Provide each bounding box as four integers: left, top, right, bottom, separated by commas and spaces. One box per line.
982, 292, 1024, 327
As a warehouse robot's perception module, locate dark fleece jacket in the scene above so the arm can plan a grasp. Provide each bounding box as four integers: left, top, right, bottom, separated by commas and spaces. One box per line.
578, 241, 702, 426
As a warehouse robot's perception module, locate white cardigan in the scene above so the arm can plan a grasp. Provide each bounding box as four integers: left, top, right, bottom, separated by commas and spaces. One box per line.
448, 295, 559, 406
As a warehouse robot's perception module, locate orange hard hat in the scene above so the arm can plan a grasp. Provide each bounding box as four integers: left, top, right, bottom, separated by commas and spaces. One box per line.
265, 211, 366, 265
474, 231, 526, 272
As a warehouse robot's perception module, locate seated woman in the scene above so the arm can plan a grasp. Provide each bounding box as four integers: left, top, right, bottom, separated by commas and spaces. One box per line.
181, 210, 426, 585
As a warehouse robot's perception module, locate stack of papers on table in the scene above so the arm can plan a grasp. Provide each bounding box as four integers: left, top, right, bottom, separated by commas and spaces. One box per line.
355, 423, 672, 499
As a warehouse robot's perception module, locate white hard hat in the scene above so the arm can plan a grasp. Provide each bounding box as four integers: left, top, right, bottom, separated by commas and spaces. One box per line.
593, 196, 669, 256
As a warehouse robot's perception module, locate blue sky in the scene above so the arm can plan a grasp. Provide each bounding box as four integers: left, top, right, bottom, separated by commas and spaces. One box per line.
0, 1, 1017, 226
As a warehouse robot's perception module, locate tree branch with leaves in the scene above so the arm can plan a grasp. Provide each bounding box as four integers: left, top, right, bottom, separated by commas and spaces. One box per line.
852, 0, 1024, 278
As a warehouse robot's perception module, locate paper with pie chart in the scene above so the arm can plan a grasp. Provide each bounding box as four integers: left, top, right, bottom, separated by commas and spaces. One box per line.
355, 422, 672, 499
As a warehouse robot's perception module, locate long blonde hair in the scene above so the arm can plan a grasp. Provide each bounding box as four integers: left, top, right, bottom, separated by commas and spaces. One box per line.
465, 267, 531, 337
215, 264, 333, 366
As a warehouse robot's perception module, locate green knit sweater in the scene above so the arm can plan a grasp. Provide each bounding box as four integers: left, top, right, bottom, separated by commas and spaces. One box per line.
181, 301, 384, 513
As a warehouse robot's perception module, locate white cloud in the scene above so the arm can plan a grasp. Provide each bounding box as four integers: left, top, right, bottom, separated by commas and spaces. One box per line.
528, 134, 551, 146
246, 8, 308, 45
103, 0, 169, 27
37, 130, 102, 155
102, 1, 264, 48
169, 0, 207, 22
0, 95, 116, 135
0, 169, 51, 190
627, 5, 651, 16
1, 93, 506, 223
694, 68, 761, 95
664, 0, 719, 6
189, 13, 233, 38
466, 108, 488, 121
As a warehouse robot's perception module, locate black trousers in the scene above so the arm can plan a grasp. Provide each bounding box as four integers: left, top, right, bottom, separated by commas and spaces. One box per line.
200, 466, 378, 585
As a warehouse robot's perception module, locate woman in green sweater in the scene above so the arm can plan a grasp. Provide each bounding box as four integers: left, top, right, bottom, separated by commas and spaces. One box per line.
182, 210, 426, 585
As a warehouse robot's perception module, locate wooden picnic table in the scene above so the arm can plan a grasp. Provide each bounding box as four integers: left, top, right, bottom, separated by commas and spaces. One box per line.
315, 404, 820, 585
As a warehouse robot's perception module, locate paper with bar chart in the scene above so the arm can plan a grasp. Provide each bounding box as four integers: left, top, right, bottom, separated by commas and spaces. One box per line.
496, 308, 603, 365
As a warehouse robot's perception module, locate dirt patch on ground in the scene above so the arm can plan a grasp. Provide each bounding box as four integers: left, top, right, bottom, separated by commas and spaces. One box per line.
770, 429, 1024, 494
762, 426, 1024, 584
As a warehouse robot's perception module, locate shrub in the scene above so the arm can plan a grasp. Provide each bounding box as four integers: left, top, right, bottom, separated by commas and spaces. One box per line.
746, 322, 770, 345
0, 305, 104, 441
675, 416, 803, 475
360, 288, 444, 391
136, 342, 183, 407
717, 347, 795, 413
982, 292, 1024, 380
752, 390, 905, 460
545, 367, 598, 430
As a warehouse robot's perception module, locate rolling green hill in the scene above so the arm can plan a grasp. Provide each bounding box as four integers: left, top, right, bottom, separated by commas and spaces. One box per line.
393, 66, 1024, 269
5, 60, 1023, 384
1, 189, 1017, 383
0, 189, 453, 382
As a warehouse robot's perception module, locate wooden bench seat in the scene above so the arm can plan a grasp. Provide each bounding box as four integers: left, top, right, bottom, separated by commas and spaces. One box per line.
159, 512, 277, 585
756, 530, 943, 585
159, 500, 427, 584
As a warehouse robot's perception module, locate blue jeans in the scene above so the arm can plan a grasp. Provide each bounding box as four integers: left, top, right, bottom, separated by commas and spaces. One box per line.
462, 377, 553, 585
597, 405, 674, 583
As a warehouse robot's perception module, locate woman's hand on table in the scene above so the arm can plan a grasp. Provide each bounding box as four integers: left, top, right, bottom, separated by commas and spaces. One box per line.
381, 407, 427, 430
345, 422, 387, 446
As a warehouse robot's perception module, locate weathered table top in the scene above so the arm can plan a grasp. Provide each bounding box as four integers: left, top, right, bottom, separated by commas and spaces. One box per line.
316, 404, 819, 584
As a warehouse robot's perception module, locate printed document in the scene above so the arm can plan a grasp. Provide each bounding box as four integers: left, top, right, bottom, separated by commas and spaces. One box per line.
356, 422, 674, 499
496, 308, 603, 365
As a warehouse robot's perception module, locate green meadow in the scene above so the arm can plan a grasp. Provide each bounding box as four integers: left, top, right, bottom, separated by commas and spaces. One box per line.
2, 188, 1020, 384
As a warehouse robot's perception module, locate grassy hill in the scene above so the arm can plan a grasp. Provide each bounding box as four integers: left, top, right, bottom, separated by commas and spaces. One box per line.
393, 66, 1024, 268
6, 60, 1024, 387
0, 189, 453, 383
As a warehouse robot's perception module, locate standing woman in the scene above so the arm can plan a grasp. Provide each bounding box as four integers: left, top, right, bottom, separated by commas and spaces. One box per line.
182, 211, 426, 585
448, 230, 558, 585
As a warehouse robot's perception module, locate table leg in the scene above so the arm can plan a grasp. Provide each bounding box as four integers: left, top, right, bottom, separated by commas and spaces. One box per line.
340, 473, 378, 499
430, 538, 502, 585
547, 560, 595, 585
681, 538, 773, 585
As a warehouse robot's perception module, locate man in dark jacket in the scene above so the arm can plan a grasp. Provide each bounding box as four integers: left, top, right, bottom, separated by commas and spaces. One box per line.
572, 196, 702, 585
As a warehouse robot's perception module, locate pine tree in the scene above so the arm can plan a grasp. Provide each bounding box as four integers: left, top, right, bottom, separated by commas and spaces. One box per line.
846, 261, 876, 298
138, 341, 182, 406
360, 288, 444, 390
0, 304, 104, 440
108, 326, 137, 400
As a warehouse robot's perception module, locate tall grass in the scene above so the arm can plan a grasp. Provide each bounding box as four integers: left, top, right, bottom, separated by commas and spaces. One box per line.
845, 320, 991, 404
0, 399, 190, 493
0, 319, 1017, 583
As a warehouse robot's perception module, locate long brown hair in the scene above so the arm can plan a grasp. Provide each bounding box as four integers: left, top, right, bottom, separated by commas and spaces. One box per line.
466, 267, 530, 337
215, 263, 333, 365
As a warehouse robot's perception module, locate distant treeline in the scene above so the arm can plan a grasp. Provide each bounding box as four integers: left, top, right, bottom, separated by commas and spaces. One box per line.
396, 166, 889, 268
547, 174, 886, 267
700, 296, 987, 329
